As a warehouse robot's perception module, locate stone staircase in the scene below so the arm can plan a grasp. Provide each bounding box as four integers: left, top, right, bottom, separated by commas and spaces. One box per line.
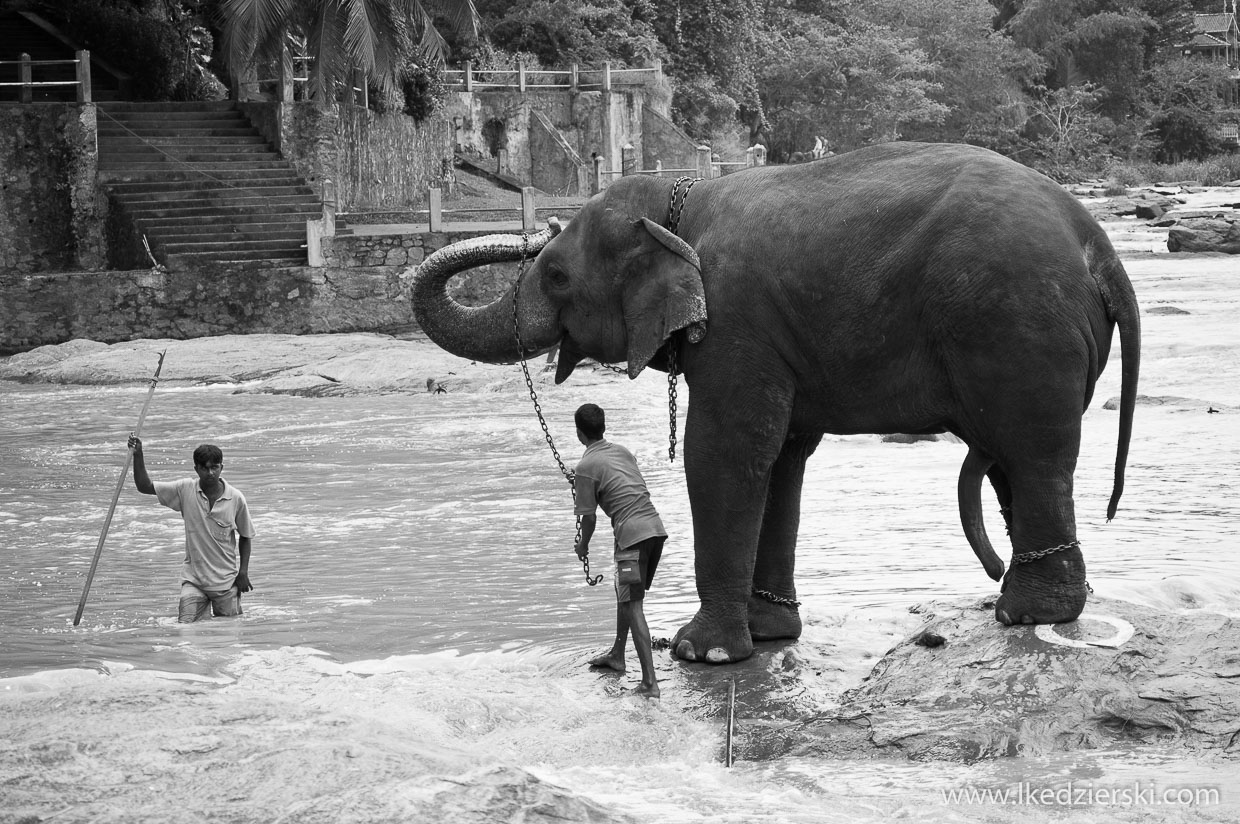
97, 101, 322, 270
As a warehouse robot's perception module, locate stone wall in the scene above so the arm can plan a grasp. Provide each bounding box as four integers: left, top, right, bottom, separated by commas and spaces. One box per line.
443, 80, 673, 185
239, 101, 455, 211
1, 228, 522, 354
0, 103, 106, 275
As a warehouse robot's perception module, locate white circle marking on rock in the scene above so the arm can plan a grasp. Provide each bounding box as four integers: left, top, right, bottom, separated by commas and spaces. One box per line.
1034, 614, 1135, 649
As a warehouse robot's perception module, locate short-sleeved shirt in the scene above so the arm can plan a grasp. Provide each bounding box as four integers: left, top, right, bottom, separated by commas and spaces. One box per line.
574, 440, 666, 551
154, 477, 254, 591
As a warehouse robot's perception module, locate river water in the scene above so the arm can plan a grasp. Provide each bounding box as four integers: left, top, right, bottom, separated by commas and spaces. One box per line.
2, 222, 1239, 820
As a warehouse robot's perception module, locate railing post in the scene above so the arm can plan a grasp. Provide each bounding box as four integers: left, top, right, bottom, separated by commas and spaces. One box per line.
428, 187, 443, 232
464, 60, 473, 92
591, 155, 604, 194
651, 59, 663, 85
75, 50, 91, 103
602, 62, 611, 92
521, 187, 536, 232
496, 147, 508, 175
621, 143, 636, 176
20, 53, 32, 103
518, 64, 526, 93
570, 63, 579, 91
308, 178, 337, 267
745, 146, 754, 168
696, 145, 713, 179
654, 159, 663, 176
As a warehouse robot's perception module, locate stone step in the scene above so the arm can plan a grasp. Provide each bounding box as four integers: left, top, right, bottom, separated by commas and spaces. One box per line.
99, 109, 248, 122
111, 188, 319, 208
99, 137, 272, 151
156, 234, 306, 250
147, 225, 307, 244
96, 101, 236, 113
135, 214, 315, 232
97, 125, 259, 138
105, 178, 314, 195
100, 167, 305, 184
121, 201, 322, 221
99, 155, 290, 169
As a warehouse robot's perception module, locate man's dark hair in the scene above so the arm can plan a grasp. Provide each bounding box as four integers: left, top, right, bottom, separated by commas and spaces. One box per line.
575, 403, 606, 440
193, 444, 224, 466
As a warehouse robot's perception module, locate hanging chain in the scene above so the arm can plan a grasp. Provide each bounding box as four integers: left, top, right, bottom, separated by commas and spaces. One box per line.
662, 175, 699, 462
667, 339, 679, 461
511, 237, 602, 586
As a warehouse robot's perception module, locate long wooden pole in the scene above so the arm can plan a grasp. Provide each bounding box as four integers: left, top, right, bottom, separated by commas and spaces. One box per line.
725, 677, 736, 767
73, 350, 166, 626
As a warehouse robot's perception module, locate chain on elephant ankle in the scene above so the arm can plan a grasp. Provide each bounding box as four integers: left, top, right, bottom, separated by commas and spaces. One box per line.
1012, 540, 1080, 566
753, 589, 801, 608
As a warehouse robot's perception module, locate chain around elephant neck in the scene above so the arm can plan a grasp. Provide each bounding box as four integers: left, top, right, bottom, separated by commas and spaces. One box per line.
511, 234, 602, 586
668, 175, 701, 235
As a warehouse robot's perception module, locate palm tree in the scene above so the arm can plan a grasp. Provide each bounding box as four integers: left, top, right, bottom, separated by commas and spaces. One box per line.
218, 0, 479, 104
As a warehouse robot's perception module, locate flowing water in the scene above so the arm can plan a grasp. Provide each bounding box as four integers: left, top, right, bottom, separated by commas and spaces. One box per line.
2, 246, 1239, 821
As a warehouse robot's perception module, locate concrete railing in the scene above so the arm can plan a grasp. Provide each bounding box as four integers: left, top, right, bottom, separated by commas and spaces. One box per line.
590, 143, 768, 192
442, 61, 662, 92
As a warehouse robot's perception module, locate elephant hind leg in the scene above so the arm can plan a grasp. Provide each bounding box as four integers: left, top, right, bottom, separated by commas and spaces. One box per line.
749, 433, 822, 641
958, 446, 1005, 581
994, 462, 1088, 626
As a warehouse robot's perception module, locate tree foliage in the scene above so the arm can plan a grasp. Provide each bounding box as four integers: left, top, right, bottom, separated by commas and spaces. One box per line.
216, 0, 479, 105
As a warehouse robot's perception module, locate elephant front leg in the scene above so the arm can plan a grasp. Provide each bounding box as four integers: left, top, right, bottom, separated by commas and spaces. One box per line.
749, 432, 822, 641
672, 391, 792, 664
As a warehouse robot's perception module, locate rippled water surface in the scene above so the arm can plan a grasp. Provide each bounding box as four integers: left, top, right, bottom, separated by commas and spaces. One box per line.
2, 251, 1239, 822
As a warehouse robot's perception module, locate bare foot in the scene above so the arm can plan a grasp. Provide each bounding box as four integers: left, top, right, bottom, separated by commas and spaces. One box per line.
588, 653, 625, 672
633, 682, 661, 700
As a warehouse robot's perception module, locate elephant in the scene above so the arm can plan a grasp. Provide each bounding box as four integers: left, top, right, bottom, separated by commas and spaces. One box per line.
409, 141, 1140, 664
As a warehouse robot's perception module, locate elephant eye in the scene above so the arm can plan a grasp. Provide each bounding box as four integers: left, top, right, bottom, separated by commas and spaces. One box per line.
547, 267, 570, 289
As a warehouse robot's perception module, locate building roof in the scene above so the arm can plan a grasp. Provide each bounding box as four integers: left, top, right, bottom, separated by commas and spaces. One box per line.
1195, 13, 1237, 37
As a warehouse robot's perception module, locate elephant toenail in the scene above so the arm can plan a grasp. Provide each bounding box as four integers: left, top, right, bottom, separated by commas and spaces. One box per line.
997, 609, 1012, 625
705, 648, 731, 663
1021, 615, 1034, 624
675, 640, 697, 661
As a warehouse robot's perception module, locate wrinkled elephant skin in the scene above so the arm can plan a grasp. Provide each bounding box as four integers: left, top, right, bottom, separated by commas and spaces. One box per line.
410, 142, 1140, 664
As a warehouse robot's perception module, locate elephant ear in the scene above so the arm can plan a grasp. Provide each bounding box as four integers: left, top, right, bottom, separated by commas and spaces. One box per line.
622, 218, 709, 378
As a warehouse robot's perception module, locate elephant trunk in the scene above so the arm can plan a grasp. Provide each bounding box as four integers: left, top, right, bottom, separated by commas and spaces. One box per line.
408, 221, 563, 364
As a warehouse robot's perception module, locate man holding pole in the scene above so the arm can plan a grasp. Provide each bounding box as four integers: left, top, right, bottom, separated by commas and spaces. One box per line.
128, 436, 255, 623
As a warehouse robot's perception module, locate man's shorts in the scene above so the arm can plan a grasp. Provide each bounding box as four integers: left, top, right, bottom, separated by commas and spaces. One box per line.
178, 581, 242, 623
614, 536, 665, 603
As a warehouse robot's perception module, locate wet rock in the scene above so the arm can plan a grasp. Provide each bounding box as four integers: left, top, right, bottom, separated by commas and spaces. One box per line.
1144, 305, 1190, 315
0, 333, 525, 396
1167, 214, 1240, 254
773, 596, 1240, 762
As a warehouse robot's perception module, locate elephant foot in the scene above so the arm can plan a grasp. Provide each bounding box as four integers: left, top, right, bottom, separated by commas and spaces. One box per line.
747, 593, 802, 641
994, 545, 1088, 626
671, 610, 754, 664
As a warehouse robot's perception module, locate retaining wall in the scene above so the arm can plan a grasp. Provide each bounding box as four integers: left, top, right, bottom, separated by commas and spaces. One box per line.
0, 228, 519, 354
0, 103, 106, 275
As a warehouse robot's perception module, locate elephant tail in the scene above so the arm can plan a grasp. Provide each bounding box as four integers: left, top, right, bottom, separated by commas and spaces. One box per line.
1088, 240, 1141, 521
958, 446, 1005, 581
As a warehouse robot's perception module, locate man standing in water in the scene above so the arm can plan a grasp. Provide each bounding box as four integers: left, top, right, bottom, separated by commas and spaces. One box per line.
572, 404, 665, 698
128, 436, 255, 623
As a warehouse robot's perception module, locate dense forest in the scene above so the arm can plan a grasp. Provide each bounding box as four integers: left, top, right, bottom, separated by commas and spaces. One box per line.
14, 0, 1240, 182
